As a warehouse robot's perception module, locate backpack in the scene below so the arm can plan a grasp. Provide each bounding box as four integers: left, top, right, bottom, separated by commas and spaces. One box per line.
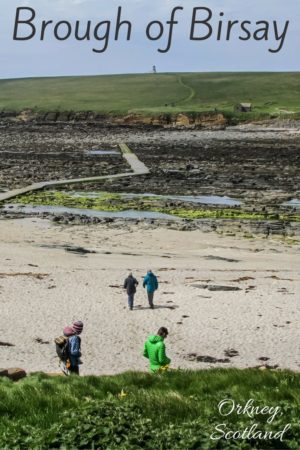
54, 336, 70, 361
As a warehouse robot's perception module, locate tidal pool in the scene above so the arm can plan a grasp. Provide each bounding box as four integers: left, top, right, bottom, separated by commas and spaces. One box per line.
282, 199, 300, 207
68, 191, 241, 206
4, 204, 179, 220
86, 150, 120, 155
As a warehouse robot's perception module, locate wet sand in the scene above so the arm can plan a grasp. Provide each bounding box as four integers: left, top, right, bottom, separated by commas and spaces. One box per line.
0, 218, 299, 374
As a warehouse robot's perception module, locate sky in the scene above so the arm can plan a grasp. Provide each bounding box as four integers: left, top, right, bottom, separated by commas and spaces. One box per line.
0, 0, 299, 79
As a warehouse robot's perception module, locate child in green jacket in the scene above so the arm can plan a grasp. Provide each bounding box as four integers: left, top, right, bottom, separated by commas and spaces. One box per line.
143, 327, 171, 372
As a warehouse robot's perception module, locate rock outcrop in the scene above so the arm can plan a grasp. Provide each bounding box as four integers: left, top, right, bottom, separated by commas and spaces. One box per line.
0, 109, 227, 129
0, 368, 27, 381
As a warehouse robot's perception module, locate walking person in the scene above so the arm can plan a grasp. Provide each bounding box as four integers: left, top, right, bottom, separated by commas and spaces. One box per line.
143, 269, 158, 309
143, 327, 171, 372
124, 272, 139, 310
56, 320, 84, 375
67, 320, 84, 375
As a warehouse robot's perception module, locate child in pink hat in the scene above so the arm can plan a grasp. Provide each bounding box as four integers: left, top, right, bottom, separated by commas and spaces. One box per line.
62, 321, 84, 375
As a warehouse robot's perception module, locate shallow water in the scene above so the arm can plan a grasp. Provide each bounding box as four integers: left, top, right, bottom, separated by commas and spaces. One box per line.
68, 191, 241, 206
4, 204, 179, 220
86, 150, 119, 155
282, 199, 300, 207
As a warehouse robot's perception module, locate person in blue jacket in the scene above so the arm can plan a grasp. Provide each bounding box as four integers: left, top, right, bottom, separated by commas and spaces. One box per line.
143, 270, 158, 309
63, 321, 84, 375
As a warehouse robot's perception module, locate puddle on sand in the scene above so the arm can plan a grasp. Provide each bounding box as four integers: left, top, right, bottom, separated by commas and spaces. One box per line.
4, 204, 179, 221
68, 191, 241, 206
282, 199, 300, 207
86, 150, 120, 155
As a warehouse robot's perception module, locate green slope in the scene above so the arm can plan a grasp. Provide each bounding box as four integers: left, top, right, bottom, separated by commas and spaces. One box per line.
0, 369, 299, 449
0, 72, 299, 116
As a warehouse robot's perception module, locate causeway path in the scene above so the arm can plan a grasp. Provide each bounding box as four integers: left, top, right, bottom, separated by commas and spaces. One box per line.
0, 143, 149, 203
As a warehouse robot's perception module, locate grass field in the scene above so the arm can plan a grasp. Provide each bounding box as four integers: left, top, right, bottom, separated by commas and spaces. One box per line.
0, 72, 299, 117
0, 369, 299, 449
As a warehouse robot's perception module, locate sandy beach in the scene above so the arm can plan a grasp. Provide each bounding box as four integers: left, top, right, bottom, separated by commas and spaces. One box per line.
0, 217, 299, 375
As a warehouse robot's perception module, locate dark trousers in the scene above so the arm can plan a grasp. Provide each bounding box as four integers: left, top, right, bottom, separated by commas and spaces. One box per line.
69, 365, 79, 375
128, 294, 134, 309
147, 291, 154, 307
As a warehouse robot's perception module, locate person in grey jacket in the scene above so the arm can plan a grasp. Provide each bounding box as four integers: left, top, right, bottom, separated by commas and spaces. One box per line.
124, 272, 139, 310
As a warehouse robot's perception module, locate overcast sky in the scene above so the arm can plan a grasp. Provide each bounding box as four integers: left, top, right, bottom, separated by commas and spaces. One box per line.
0, 0, 299, 79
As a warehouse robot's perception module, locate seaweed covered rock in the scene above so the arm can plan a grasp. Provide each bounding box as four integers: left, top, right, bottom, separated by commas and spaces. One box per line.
0, 368, 27, 381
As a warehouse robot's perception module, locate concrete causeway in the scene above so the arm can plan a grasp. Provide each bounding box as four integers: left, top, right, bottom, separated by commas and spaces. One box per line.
0, 143, 149, 203
119, 143, 149, 175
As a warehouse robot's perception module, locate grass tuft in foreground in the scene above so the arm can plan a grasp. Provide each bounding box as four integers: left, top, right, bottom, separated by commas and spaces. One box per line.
0, 369, 299, 449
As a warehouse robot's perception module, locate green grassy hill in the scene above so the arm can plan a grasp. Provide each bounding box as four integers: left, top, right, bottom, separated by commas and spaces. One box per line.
0, 72, 300, 117
0, 369, 299, 449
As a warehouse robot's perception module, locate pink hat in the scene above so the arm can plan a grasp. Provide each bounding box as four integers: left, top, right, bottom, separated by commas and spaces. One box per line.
72, 321, 84, 335
63, 326, 75, 337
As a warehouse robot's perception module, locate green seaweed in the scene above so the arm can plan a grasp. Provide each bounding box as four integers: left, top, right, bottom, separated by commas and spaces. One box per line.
10, 190, 300, 222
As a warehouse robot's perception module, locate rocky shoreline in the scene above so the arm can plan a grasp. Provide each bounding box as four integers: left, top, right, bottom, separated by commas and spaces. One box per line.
0, 118, 299, 236
1, 209, 299, 239
0, 109, 229, 128
1, 121, 299, 198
